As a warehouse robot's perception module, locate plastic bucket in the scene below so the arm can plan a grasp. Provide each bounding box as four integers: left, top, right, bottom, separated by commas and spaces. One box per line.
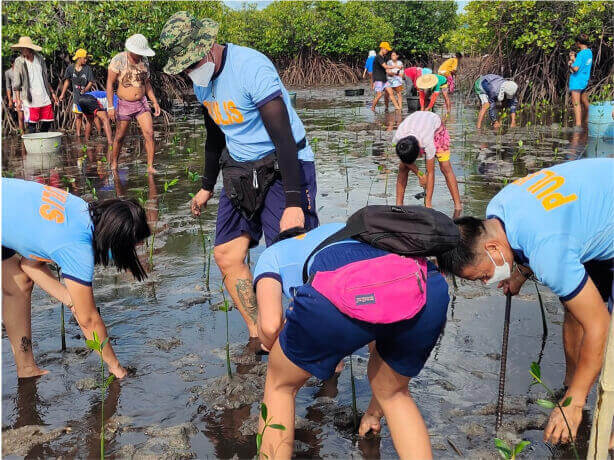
21, 132, 63, 155
407, 96, 420, 112
588, 101, 614, 138
288, 91, 297, 108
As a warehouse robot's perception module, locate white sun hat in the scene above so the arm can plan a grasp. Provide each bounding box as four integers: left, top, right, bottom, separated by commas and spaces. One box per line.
499, 80, 518, 101
125, 34, 155, 57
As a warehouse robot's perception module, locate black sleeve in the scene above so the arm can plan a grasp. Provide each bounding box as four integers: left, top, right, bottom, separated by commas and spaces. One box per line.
201, 109, 226, 192
63, 64, 73, 81
258, 96, 302, 208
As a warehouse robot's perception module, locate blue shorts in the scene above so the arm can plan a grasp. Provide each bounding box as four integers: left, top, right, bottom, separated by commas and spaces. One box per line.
279, 248, 450, 380
214, 161, 319, 248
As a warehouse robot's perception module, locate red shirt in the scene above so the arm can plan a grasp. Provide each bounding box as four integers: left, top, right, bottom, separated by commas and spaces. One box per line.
404, 67, 422, 87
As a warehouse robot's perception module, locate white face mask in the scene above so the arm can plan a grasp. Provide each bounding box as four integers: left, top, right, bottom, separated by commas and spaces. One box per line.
484, 249, 511, 285
188, 61, 215, 87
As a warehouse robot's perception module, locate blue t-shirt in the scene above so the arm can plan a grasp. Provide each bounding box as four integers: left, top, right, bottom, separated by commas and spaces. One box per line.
193, 44, 314, 163
364, 56, 375, 73
253, 223, 348, 298
486, 158, 614, 300
2, 178, 95, 285
569, 48, 593, 91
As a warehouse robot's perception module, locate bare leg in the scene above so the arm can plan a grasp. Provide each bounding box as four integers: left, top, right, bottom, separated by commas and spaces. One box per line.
443, 90, 451, 113
477, 103, 489, 129
386, 87, 401, 111
571, 90, 582, 127
371, 91, 384, 112
84, 115, 93, 143
384, 91, 389, 111
563, 308, 583, 386
580, 91, 590, 124
17, 109, 24, 132
75, 113, 82, 137
110, 120, 130, 170
259, 340, 311, 459
97, 112, 113, 146
213, 234, 259, 337
368, 346, 432, 459
438, 160, 462, 210
2, 255, 49, 378
136, 111, 157, 173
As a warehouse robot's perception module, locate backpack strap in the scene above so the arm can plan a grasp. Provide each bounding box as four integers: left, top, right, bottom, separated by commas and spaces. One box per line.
301, 225, 359, 283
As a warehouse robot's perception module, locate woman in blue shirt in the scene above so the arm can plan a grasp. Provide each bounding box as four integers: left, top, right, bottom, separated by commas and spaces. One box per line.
2, 178, 150, 379
568, 34, 593, 128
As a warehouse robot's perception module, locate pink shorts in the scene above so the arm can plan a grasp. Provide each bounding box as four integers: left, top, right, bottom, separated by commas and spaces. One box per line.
434, 124, 451, 152
28, 104, 54, 123
116, 96, 150, 121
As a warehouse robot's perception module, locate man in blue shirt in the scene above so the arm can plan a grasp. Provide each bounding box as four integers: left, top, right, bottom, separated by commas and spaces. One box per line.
253, 224, 450, 458
437, 158, 614, 447
568, 34, 593, 128
362, 50, 376, 86
160, 12, 319, 340
476, 74, 518, 130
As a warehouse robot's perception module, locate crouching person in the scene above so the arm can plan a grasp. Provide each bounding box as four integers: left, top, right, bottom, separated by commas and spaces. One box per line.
254, 218, 451, 459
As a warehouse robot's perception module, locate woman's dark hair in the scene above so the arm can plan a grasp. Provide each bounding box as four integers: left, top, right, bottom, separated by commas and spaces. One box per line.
576, 34, 590, 46
89, 198, 151, 281
436, 216, 485, 275
272, 227, 306, 245
395, 136, 420, 165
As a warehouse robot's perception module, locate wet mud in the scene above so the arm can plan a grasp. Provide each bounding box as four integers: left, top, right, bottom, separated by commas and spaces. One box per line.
2, 84, 612, 458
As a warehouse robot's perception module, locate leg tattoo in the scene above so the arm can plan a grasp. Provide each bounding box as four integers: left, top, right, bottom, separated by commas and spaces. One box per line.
20, 336, 32, 353
236, 279, 258, 324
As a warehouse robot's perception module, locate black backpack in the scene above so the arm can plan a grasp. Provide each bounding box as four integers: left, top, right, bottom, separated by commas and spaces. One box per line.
302, 205, 460, 282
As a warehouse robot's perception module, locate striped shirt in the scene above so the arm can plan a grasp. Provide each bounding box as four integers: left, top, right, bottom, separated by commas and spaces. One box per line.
392, 111, 442, 160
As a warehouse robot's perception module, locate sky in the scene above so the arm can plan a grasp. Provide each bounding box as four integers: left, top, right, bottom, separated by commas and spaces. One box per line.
224, 1, 468, 12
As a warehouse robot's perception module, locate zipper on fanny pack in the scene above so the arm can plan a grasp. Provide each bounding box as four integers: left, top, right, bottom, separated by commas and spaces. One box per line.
415, 272, 424, 294
252, 169, 258, 188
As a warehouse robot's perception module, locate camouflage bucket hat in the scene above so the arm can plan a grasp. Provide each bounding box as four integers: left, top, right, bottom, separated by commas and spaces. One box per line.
160, 11, 219, 75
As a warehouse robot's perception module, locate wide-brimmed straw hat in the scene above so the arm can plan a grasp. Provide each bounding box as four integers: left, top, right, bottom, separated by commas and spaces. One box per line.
416, 73, 438, 90
125, 34, 155, 57
159, 11, 219, 75
11, 36, 42, 52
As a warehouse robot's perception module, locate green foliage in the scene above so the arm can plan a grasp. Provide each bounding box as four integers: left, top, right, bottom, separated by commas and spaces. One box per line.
257, 402, 286, 459
494, 438, 530, 459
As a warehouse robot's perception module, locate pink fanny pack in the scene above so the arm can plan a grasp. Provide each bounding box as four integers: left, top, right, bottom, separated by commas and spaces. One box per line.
311, 254, 427, 324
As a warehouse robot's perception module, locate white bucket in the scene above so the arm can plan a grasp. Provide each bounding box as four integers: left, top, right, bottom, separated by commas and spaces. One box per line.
21, 132, 63, 155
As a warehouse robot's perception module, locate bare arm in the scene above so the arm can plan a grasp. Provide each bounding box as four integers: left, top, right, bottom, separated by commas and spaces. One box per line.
59, 79, 70, 101
396, 162, 409, 206
106, 69, 118, 120
19, 260, 72, 306
83, 81, 94, 93
145, 81, 160, 116
544, 278, 609, 444
64, 279, 126, 378
424, 158, 436, 207
256, 278, 284, 351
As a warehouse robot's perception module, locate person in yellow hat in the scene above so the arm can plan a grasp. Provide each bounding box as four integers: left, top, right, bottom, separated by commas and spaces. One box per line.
416, 73, 451, 113
59, 49, 95, 138
371, 41, 401, 112
10, 36, 59, 133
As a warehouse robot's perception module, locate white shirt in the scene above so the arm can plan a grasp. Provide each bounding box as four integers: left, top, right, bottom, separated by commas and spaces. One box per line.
392, 111, 442, 159
24, 57, 51, 108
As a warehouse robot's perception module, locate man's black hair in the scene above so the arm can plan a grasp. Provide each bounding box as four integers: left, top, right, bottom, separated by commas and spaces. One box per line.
272, 227, 306, 245
576, 34, 590, 46
395, 135, 420, 165
436, 216, 486, 275
89, 198, 151, 281
456, 52, 463, 59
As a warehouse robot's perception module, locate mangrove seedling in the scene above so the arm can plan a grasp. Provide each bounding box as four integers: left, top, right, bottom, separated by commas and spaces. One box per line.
256, 402, 286, 459
85, 331, 115, 460
529, 362, 579, 459
219, 282, 232, 378
189, 191, 208, 279
494, 438, 530, 459
148, 178, 178, 269
349, 354, 359, 431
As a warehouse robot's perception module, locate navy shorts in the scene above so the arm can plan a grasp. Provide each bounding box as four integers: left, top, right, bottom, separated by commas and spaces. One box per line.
279, 249, 450, 380
584, 259, 614, 313
214, 160, 319, 248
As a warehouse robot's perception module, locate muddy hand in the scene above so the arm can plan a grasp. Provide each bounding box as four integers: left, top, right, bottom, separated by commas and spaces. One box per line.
359, 412, 382, 437
544, 403, 582, 444
191, 189, 212, 217
280, 206, 304, 232
109, 364, 128, 379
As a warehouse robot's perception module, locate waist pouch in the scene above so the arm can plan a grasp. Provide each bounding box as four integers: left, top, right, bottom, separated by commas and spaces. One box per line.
220, 138, 306, 221
310, 254, 427, 324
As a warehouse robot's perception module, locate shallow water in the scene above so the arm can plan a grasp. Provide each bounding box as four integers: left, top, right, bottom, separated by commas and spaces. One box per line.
2, 85, 613, 458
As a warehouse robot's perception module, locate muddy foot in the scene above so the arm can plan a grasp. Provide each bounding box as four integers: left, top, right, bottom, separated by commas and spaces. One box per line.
17, 365, 49, 379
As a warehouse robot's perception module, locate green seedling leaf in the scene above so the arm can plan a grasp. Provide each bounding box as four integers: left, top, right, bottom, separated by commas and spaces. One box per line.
92, 330, 100, 343
256, 432, 262, 450
104, 374, 115, 389
219, 304, 228, 312
517, 140, 523, 147
536, 399, 556, 409
494, 438, 510, 450
513, 440, 531, 456
530, 362, 541, 381
260, 403, 268, 422
169, 178, 178, 187
562, 396, 572, 407
85, 339, 99, 351
164, 182, 169, 192
189, 192, 195, 198
494, 438, 512, 460
269, 424, 286, 431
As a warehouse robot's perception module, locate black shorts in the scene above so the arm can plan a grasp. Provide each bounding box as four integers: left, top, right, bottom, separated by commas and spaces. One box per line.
78, 95, 104, 116
2, 246, 16, 260
585, 259, 614, 305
